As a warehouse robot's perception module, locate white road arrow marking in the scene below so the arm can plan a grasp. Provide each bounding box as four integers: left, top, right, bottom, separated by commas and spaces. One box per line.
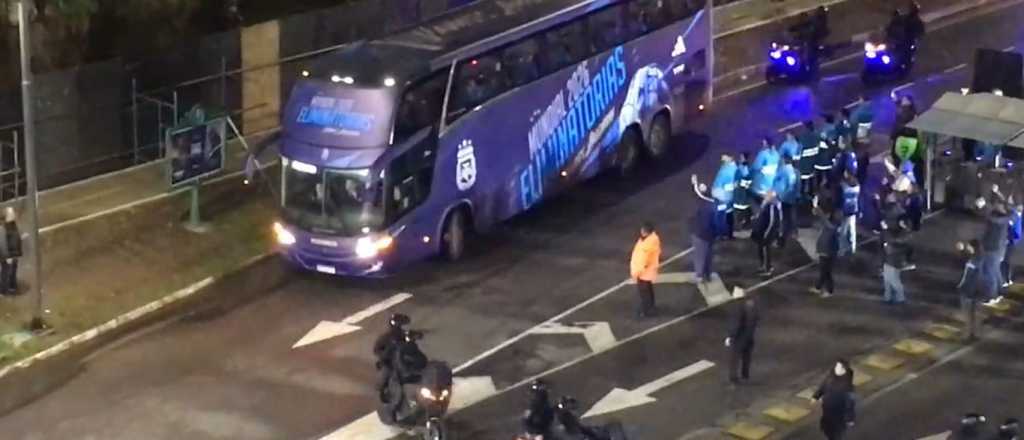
653, 272, 733, 306
318, 375, 496, 440
531, 322, 617, 353
449, 376, 498, 412
583, 359, 715, 418
917, 431, 951, 440
796, 227, 820, 262
293, 293, 413, 349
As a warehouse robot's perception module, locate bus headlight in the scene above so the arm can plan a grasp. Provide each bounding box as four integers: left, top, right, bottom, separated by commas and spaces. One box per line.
273, 222, 296, 246
419, 387, 435, 400
355, 235, 393, 259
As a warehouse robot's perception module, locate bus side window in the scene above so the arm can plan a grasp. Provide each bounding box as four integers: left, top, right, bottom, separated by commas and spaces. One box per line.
668, 0, 701, 21
634, 0, 669, 30
502, 37, 541, 87
393, 71, 447, 145
539, 21, 587, 74
588, 4, 628, 53
447, 54, 507, 125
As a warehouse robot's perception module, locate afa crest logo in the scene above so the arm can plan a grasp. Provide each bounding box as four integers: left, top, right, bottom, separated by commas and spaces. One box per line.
456, 139, 477, 191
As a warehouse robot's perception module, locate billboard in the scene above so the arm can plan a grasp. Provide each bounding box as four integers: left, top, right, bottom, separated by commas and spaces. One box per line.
166, 118, 226, 186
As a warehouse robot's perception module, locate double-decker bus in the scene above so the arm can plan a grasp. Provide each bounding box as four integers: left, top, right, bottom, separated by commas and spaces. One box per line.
273, 0, 712, 276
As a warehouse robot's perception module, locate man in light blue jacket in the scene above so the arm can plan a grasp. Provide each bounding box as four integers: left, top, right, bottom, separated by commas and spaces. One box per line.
712, 154, 739, 239
773, 155, 800, 243
751, 137, 781, 205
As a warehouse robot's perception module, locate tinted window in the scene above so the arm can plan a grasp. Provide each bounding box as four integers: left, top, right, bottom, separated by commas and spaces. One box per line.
502, 37, 542, 87
588, 5, 629, 53
387, 141, 434, 221
633, 0, 670, 30
539, 21, 588, 74
668, 0, 702, 21
447, 53, 510, 124
393, 71, 447, 145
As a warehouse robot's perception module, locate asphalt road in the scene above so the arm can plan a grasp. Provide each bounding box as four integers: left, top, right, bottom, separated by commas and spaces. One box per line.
2, 2, 1023, 440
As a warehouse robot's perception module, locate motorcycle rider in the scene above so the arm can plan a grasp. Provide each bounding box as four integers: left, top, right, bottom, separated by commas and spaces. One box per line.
374, 313, 410, 401
555, 396, 605, 439
886, 4, 924, 67
522, 380, 555, 437
789, 7, 830, 70
382, 329, 429, 422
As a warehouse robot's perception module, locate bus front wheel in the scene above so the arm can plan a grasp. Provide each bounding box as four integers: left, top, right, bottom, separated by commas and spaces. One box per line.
617, 128, 641, 177
441, 208, 468, 262
646, 113, 671, 158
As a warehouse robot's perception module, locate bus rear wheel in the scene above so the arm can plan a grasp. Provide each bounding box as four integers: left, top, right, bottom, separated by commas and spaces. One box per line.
646, 113, 671, 158
441, 208, 467, 262
617, 128, 641, 177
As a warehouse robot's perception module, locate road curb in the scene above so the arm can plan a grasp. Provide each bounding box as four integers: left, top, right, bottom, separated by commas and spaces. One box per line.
0, 250, 287, 416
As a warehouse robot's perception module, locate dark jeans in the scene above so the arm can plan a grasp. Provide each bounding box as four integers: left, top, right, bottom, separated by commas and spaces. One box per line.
735, 207, 751, 230
1, 259, 17, 294
816, 255, 835, 293
781, 202, 797, 242
636, 280, 655, 316
1003, 243, 1017, 285
821, 421, 847, 440
758, 243, 773, 271
691, 234, 714, 281
729, 342, 754, 382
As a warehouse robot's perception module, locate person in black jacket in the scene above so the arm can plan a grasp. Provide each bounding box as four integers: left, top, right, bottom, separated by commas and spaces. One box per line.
813, 359, 857, 440
0, 207, 21, 295
522, 380, 554, 437
811, 207, 842, 297
725, 294, 759, 384
753, 192, 783, 276
374, 314, 410, 403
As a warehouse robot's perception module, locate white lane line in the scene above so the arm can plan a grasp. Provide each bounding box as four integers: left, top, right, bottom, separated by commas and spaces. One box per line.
582, 359, 716, 418
891, 82, 916, 94
453, 247, 694, 372
943, 63, 968, 74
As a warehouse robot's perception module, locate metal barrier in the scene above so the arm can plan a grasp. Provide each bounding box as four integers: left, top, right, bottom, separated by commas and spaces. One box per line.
0, 130, 20, 201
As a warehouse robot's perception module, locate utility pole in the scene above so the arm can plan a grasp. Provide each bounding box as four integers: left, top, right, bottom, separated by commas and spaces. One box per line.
18, 0, 46, 331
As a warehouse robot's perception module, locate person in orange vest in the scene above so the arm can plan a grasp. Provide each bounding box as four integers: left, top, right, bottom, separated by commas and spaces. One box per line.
630, 222, 661, 318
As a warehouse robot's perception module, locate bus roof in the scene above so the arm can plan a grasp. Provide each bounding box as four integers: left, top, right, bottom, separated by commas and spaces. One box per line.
313, 0, 614, 81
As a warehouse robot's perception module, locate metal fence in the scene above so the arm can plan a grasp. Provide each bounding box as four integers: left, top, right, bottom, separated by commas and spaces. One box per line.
0, 0, 477, 200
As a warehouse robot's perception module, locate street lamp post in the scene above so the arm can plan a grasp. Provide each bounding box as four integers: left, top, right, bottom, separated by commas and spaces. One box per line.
17, 0, 46, 331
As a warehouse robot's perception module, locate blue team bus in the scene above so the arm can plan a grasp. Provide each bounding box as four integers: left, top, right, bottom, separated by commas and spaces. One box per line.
273, 0, 713, 276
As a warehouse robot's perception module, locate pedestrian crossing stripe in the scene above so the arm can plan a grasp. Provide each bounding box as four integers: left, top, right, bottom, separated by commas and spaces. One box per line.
725, 421, 775, 440
924, 323, 961, 341
892, 339, 935, 356
862, 353, 906, 371
763, 403, 811, 423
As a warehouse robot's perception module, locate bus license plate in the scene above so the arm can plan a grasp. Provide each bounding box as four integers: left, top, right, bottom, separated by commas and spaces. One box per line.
310, 238, 339, 247
316, 265, 336, 275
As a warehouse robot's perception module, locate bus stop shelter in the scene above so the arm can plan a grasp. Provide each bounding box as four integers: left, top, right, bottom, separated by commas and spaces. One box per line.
906, 92, 1024, 210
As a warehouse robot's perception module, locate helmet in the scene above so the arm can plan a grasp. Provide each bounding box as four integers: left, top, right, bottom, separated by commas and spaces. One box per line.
389, 313, 410, 328
403, 329, 424, 342
960, 413, 987, 435
557, 396, 579, 411
529, 379, 548, 393
1000, 418, 1020, 439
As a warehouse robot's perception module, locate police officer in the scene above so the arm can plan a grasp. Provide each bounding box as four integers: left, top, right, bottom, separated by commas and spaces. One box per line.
816, 114, 838, 189
522, 380, 555, 437
798, 121, 820, 198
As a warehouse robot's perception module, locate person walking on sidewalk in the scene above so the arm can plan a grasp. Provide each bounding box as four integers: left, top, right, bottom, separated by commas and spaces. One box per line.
0, 207, 21, 295
691, 175, 718, 284
753, 192, 783, 277
812, 208, 842, 298
881, 220, 911, 305
957, 240, 984, 324
813, 359, 857, 440
630, 222, 661, 318
711, 154, 739, 240
725, 292, 759, 384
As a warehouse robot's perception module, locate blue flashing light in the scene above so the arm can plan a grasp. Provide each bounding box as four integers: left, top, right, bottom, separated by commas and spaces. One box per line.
882, 55, 892, 65
866, 50, 877, 59
771, 50, 782, 60
785, 56, 797, 66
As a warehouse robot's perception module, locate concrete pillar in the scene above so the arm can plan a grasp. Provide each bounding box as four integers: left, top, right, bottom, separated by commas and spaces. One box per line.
240, 20, 280, 135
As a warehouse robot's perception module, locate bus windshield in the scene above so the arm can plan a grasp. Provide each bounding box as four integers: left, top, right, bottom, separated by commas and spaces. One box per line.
281, 163, 384, 236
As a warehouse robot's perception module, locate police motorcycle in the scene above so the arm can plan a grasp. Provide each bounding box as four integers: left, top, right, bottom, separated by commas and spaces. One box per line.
949, 413, 1019, 440
376, 325, 454, 440
553, 396, 628, 440
862, 8, 923, 83
517, 380, 557, 440
766, 7, 830, 83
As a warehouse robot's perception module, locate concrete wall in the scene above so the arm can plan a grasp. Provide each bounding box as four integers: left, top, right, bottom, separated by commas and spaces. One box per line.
240, 21, 281, 135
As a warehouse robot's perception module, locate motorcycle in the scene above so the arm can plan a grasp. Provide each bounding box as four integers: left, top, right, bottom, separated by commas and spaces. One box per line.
553, 396, 628, 440
861, 37, 916, 84
766, 40, 818, 83
377, 330, 453, 440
